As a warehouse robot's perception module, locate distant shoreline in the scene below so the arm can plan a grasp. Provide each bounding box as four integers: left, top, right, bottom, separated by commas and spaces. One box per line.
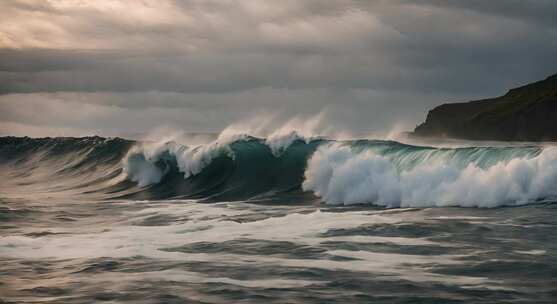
412, 73, 557, 142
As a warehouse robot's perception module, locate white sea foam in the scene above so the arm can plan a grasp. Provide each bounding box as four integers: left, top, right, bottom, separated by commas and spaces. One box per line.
124, 130, 557, 208
122, 134, 248, 186
123, 152, 166, 187
265, 131, 309, 156
0, 201, 486, 287
303, 144, 557, 207
122, 127, 314, 186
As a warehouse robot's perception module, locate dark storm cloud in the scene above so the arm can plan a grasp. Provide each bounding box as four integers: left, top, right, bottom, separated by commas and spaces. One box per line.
0, 0, 556, 137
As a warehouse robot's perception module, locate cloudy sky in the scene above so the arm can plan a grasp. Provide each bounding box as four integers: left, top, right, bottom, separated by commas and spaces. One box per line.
1, 0, 556, 138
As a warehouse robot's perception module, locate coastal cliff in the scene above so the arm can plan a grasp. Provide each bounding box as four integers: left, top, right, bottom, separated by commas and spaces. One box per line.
414, 73, 557, 141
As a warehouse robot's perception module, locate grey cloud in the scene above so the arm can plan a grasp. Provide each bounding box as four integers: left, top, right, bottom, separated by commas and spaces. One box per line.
0, 0, 556, 137
0, 1, 555, 95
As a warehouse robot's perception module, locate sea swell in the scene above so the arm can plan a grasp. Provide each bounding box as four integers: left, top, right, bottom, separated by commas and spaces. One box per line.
1, 134, 556, 207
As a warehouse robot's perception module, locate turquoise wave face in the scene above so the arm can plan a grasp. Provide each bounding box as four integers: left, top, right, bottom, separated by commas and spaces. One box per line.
1, 135, 555, 207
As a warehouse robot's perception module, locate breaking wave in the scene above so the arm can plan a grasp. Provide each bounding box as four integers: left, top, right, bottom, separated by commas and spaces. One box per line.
303, 144, 557, 207
1, 133, 556, 207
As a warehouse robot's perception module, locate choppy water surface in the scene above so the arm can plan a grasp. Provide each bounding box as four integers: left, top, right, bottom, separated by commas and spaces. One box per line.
1, 199, 556, 303
1, 136, 557, 303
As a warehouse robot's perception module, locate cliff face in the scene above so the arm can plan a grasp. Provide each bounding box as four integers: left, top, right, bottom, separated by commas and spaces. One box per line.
414, 73, 557, 141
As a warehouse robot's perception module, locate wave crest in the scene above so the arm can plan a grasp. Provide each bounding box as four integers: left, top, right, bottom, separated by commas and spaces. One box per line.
303, 144, 557, 207
122, 131, 315, 187
122, 139, 236, 187
3, 135, 556, 207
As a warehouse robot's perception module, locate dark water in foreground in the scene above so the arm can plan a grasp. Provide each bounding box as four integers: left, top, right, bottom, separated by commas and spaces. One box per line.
1, 136, 557, 303
1, 199, 556, 303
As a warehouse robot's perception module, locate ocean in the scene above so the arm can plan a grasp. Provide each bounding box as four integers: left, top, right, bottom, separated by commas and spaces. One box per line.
1, 135, 556, 303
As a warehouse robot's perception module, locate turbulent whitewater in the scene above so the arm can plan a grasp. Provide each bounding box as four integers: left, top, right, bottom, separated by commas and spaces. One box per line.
2, 135, 557, 303
1, 134, 556, 207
